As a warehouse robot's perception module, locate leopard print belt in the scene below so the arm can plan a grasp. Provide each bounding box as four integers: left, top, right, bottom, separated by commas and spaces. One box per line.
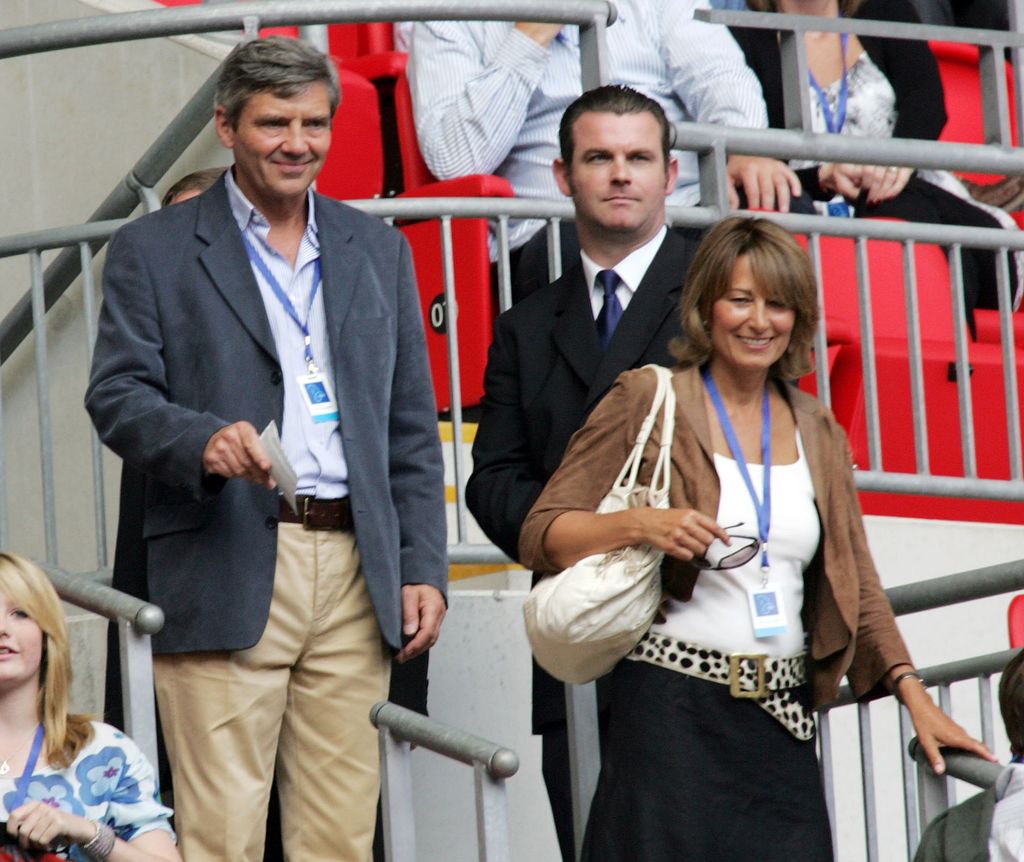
627, 631, 816, 741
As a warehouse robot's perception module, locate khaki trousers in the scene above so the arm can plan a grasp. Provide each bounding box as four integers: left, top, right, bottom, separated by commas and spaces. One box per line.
154, 523, 391, 862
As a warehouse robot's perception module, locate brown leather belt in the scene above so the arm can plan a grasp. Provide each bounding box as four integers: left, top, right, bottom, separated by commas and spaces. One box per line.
278, 496, 353, 531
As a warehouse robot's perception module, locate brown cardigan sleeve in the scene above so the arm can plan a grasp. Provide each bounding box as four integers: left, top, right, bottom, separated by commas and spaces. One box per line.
823, 412, 913, 701
518, 369, 661, 573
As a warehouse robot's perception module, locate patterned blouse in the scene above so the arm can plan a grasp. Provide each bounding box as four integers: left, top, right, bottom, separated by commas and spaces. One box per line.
0, 722, 174, 861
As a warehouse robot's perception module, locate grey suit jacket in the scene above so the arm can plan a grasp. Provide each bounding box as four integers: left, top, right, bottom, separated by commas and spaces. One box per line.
86, 177, 447, 654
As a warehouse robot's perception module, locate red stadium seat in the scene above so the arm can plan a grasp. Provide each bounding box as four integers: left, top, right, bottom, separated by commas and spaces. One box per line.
931, 40, 1019, 184
316, 64, 384, 201
328, 23, 395, 59
398, 175, 515, 413
1009, 594, 1024, 647
390, 68, 515, 412
796, 230, 1024, 522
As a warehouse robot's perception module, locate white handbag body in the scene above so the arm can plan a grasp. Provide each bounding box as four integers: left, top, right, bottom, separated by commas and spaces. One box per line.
523, 365, 677, 685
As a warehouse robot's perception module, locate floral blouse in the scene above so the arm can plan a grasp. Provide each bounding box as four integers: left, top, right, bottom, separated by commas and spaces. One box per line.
0, 722, 174, 860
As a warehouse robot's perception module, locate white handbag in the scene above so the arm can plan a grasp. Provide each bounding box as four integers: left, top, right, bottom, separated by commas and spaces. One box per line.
523, 365, 676, 685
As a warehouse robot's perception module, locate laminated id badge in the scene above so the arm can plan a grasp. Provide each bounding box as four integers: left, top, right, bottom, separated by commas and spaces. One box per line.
297, 371, 340, 423
748, 585, 788, 638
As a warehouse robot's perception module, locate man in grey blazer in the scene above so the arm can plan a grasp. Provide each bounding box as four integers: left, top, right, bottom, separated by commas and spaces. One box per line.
466, 86, 700, 861
86, 37, 446, 862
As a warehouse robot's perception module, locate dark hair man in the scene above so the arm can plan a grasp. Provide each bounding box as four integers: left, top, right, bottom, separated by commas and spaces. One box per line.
466, 85, 700, 861
86, 36, 447, 862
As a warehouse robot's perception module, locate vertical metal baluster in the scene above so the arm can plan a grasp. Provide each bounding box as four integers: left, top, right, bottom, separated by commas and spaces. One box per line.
903, 240, 930, 474
440, 216, 469, 543
938, 684, 957, 801
817, 711, 838, 847
979, 674, 996, 752
566, 682, 601, 862
119, 623, 158, 769
856, 239, 883, 471
79, 242, 107, 567
808, 233, 831, 406
496, 215, 513, 313
475, 763, 512, 862
994, 248, 1022, 479
547, 218, 563, 283
858, 702, 880, 862
948, 246, 977, 477
30, 250, 58, 564
899, 704, 921, 857
379, 728, 417, 862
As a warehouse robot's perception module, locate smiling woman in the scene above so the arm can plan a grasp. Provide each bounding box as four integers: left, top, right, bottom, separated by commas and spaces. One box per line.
517, 217, 996, 861
0, 554, 181, 862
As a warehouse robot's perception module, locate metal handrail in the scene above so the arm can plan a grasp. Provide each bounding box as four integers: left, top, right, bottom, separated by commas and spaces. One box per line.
41, 563, 164, 634
0, 0, 617, 60
909, 738, 1004, 788
675, 121, 1024, 179
829, 648, 1019, 709
370, 701, 519, 778
371, 701, 519, 861
701, 7, 1024, 48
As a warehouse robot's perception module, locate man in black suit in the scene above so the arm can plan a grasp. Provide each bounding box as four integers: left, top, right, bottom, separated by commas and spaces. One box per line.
466, 85, 700, 862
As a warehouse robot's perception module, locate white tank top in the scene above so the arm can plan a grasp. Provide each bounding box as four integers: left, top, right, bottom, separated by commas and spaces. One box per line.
651, 431, 821, 657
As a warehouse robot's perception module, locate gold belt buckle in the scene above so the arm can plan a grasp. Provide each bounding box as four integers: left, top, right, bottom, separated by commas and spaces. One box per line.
729, 653, 768, 699
302, 497, 323, 531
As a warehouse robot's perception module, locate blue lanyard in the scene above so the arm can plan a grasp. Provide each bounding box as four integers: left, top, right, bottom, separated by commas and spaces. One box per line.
808, 32, 849, 135
11, 725, 44, 810
702, 367, 772, 573
242, 236, 323, 372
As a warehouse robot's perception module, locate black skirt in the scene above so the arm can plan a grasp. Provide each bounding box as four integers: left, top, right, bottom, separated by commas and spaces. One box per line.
582, 659, 834, 862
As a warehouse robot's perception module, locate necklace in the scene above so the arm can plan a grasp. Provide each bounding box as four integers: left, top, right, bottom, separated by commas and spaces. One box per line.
0, 727, 38, 776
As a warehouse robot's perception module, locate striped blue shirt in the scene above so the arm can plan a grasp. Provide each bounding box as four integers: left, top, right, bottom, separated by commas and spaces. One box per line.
409, 0, 768, 249
225, 170, 348, 498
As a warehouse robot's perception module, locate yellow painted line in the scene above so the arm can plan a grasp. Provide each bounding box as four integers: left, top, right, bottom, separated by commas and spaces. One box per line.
439, 421, 478, 444
450, 563, 525, 581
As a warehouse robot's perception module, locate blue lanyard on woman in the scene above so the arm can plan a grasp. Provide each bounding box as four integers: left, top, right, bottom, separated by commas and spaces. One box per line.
242, 236, 324, 373
808, 32, 850, 134
11, 725, 44, 810
702, 367, 772, 577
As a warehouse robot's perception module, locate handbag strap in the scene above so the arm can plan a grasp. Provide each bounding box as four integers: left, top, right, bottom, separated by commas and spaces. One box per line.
649, 365, 676, 499
610, 365, 675, 495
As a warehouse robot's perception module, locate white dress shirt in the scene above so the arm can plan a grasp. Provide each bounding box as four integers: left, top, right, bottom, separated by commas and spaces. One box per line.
579, 225, 668, 318
226, 170, 349, 498
409, 0, 767, 249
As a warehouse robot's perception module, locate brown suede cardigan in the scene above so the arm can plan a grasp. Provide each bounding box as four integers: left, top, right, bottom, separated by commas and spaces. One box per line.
519, 365, 913, 708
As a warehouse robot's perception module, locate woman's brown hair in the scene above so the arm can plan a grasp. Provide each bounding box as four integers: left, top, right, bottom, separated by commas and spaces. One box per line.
671, 216, 819, 380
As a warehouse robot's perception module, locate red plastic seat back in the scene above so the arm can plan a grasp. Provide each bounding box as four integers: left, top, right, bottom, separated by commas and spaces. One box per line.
394, 70, 438, 191
1009, 595, 1024, 647
316, 64, 384, 201
328, 23, 395, 59
931, 40, 1019, 184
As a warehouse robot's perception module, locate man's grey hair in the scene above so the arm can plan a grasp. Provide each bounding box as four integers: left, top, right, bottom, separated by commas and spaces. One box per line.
215, 36, 341, 128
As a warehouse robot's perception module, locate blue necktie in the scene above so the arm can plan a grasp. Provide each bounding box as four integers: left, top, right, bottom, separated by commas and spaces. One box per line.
595, 269, 624, 351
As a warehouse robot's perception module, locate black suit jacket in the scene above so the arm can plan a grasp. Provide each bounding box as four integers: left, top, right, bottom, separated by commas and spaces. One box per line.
465, 229, 699, 729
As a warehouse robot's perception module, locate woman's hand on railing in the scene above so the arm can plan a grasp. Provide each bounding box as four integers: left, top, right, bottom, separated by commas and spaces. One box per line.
894, 668, 997, 774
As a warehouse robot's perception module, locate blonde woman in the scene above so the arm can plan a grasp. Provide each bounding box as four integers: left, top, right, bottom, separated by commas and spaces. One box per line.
0, 553, 180, 862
